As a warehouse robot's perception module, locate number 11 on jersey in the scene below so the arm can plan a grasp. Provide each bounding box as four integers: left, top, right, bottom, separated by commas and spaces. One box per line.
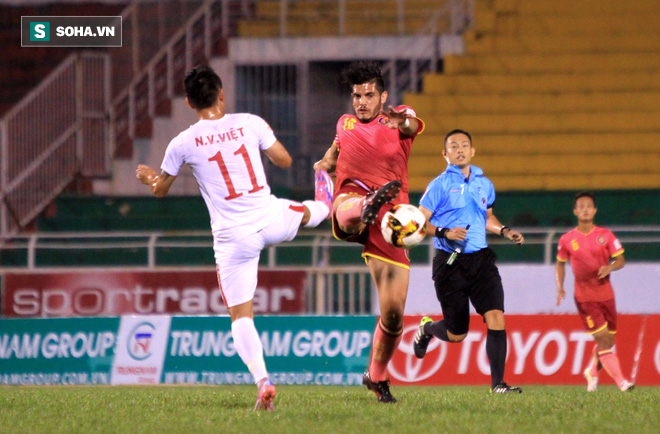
208, 144, 264, 200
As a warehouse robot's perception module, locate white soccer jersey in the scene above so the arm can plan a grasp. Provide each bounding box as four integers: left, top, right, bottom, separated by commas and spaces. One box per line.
161, 113, 278, 242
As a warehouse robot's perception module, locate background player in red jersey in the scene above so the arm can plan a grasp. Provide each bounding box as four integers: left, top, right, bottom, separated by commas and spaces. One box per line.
314, 61, 424, 403
556, 191, 634, 392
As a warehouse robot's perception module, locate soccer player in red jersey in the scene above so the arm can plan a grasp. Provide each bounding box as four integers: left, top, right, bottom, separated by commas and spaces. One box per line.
314, 61, 424, 403
556, 192, 634, 392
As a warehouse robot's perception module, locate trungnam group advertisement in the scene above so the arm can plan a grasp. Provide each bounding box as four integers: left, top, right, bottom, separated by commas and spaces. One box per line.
1, 315, 658, 386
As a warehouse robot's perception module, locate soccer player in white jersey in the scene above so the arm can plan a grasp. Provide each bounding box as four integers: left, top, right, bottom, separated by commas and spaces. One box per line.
136, 65, 333, 411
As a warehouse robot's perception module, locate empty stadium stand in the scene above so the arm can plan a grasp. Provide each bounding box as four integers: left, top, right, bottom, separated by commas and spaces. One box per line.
237, 0, 454, 37
405, 0, 660, 191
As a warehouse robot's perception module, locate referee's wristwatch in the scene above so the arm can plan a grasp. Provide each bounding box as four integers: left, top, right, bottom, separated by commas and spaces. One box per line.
500, 225, 510, 236
435, 227, 449, 238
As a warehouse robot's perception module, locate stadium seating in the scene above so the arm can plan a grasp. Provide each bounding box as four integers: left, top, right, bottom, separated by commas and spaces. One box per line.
238, 0, 452, 37
405, 0, 660, 191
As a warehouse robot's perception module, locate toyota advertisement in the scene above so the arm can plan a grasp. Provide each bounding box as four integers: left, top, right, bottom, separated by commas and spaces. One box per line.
390, 315, 659, 386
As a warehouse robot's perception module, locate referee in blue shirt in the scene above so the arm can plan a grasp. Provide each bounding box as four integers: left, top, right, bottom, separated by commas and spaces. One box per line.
414, 129, 525, 394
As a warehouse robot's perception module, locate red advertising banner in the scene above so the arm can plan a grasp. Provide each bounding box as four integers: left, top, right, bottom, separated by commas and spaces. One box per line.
389, 315, 660, 386
2, 270, 306, 317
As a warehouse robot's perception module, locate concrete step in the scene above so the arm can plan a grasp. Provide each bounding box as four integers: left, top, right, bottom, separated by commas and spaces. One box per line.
410, 172, 660, 192
255, 0, 449, 18
444, 52, 660, 75
475, 11, 660, 36
404, 91, 660, 116
411, 132, 660, 155
494, 0, 660, 15
421, 71, 660, 95
421, 111, 660, 135
239, 16, 447, 37
465, 33, 660, 55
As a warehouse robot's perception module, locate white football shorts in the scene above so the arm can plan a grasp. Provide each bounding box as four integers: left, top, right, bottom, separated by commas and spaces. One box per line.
213, 198, 305, 308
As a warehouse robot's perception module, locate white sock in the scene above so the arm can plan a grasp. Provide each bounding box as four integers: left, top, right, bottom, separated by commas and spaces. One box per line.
302, 200, 330, 227
231, 317, 268, 384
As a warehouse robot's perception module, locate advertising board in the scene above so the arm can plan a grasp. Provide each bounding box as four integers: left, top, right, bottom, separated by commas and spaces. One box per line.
2, 270, 306, 317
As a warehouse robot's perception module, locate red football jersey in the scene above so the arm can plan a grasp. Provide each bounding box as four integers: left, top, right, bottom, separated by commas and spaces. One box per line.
333, 105, 424, 204
557, 226, 624, 302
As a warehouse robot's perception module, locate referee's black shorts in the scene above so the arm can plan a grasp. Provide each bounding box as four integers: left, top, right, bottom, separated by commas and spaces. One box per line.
432, 247, 504, 335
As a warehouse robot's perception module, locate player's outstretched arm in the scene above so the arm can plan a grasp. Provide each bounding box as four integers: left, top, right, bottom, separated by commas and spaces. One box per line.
486, 208, 524, 244
264, 140, 292, 168
555, 261, 567, 306
381, 105, 419, 135
313, 142, 339, 174
136, 164, 176, 197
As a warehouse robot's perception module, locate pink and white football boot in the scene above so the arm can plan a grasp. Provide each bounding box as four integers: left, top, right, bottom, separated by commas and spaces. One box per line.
254, 379, 276, 411
314, 170, 334, 219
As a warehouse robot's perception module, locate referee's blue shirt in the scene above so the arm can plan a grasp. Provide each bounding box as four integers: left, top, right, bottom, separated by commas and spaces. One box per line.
419, 164, 495, 254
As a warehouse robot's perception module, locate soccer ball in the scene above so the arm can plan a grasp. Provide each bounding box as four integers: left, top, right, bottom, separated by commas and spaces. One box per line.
381, 204, 427, 249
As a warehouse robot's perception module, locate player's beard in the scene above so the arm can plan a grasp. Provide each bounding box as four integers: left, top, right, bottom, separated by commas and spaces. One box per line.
357, 104, 382, 123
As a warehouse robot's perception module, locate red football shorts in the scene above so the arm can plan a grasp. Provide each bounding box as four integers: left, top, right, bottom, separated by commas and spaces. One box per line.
575, 298, 618, 334
331, 182, 410, 270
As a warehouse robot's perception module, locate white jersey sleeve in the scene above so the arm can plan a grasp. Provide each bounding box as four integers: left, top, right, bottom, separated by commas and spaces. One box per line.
161, 131, 186, 176
253, 115, 277, 151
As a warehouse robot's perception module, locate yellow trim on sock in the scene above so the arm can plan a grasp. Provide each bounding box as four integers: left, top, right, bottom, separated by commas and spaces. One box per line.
378, 319, 403, 336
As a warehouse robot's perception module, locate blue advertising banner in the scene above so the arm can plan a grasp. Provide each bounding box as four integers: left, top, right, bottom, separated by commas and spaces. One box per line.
0, 318, 118, 385
162, 316, 376, 386
0, 316, 377, 386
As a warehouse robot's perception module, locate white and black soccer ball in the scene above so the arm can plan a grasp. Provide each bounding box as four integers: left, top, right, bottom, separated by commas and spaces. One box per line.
380, 204, 427, 249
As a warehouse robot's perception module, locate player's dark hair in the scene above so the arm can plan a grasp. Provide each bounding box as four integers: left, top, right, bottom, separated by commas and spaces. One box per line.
574, 191, 596, 208
444, 129, 472, 149
184, 65, 223, 110
341, 61, 385, 93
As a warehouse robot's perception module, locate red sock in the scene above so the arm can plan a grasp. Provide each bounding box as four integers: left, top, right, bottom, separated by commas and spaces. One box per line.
335, 197, 364, 227
368, 319, 402, 382
598, 350, 626, 387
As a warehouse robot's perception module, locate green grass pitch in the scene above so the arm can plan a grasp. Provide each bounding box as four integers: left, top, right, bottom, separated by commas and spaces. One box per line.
1, 385, 658, 433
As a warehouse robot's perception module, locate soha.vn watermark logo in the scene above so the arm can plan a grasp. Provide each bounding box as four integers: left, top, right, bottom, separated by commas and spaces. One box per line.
29, 22, 50, 41
22, 16, 121, 47
127, 322, 155, 361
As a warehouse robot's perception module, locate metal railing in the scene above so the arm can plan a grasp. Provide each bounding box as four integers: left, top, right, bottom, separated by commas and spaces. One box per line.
0, 52, 111, 238
2, 226, 659, 270
2, 226, 658, 314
